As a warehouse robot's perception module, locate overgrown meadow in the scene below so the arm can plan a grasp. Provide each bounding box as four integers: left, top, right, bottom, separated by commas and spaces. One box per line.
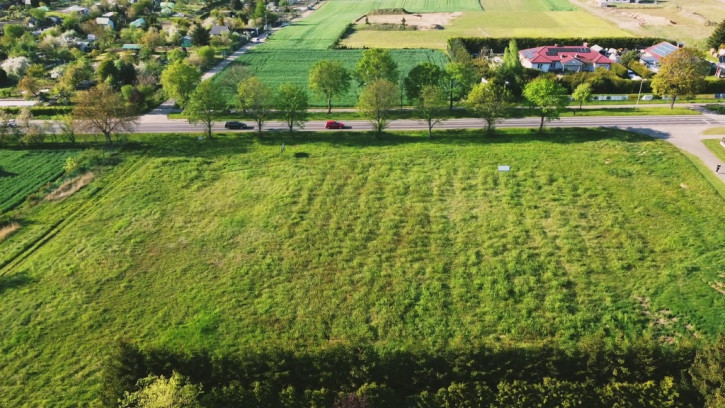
0, 128, 723, 405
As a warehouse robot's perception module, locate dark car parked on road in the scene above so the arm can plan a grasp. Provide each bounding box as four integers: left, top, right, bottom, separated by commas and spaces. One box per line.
224, 121, 253, 130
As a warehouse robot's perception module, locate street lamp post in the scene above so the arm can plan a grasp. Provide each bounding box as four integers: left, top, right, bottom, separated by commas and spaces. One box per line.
635, 78, 647, 111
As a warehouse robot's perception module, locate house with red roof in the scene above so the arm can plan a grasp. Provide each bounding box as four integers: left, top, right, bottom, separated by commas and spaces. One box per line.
519, 44, 614, 73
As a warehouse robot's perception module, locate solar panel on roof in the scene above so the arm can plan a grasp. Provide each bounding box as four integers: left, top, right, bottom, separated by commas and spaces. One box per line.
545, 47, 589, 56
651, 42, 677, 57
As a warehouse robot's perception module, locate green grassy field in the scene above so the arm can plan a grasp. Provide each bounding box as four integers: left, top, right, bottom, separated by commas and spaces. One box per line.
0, 129, 723, 405
214, 49, 449, 107
0, 150, 74, 213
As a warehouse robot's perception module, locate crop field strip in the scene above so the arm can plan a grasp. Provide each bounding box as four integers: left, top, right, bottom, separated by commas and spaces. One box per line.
0, 130, 723, 405
0, 150, 75, 213
216, 49, 449, 107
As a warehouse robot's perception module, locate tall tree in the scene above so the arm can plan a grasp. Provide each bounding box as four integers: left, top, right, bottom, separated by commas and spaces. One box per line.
690, 334, 725, 408
403, 62, 443, 102
160, 60, 201, 108
355, 48, 398, 86
17, 74, 41, 99
237, 76, 272, 137
276, 83, 308, 134
97, 58, 119, 84
190, 25, 210, 46
416, 84, 447, 139
466, 81, 511, 136
707, 19, 725, 50
216, 63, 251, 107
501, 39, 523, 78
356, 79, 398, 137
309, 60, 351, 114
184, 81, 226, 139
72, 83, 139, 144
651, 47, 710, 109
118, 372, 202, 408
522, 77, 569, 133
440, 61, 477, 110
497, 39, 524, 97
572, 82, 593, 111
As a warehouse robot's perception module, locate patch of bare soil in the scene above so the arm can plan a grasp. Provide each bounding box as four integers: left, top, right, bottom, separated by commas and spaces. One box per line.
357, 12, 462, 30
0, 222, 20, 243
45, 172, 94, 201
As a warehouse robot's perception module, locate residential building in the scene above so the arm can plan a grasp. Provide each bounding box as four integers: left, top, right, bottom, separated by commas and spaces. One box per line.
640, 41, 679, 70
519, 44, 614, 72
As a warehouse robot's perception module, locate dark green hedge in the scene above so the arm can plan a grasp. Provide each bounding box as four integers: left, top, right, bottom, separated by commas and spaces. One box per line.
453, 37, 670, 54
0, 106, 73, 116
101, 339, 711, 407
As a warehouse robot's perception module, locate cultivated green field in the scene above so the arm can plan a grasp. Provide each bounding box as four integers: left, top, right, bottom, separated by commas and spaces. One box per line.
1, 129, 723, 405
267, 0, 482, 51
0, 150, 74, 213
215, 49, 449, 107
341, 10, 632, 49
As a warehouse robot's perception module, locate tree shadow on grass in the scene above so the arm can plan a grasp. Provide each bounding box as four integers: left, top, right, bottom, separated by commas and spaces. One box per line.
618, 127, 672, 141
0, 271, 35, 295
253, 127, 654, 149
116, 128, 656, 159
121, 133, 256, 159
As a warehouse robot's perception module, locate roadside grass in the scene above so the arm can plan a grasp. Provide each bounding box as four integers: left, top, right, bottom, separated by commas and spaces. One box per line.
0, 129, 723, 406
213, 49, 449, 107
703, 127, 725, 135
341, 10, 630, 49
703, 138, 725, 162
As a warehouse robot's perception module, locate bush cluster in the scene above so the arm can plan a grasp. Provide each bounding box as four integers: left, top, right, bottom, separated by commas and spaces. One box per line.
0, 106, 72, 117
100, 338, 724, 407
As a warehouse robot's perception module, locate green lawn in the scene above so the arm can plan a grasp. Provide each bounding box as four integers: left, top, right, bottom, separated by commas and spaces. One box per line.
214, 49, 449, 107
0, 129, 723, 405
703, 138, 725, 161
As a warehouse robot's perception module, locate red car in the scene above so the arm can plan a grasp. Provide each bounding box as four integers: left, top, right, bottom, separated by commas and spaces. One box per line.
325, 120, 349, 129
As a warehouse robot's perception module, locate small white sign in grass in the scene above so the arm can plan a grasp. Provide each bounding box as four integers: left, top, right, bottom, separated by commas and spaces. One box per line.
498, 165, 511, 171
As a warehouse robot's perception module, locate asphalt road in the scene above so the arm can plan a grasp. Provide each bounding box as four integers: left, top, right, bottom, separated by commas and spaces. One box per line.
136, 114, 725, 133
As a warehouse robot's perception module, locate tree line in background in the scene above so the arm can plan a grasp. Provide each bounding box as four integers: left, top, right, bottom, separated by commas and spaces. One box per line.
102, 335, 724, 407
0, 36, 717, 146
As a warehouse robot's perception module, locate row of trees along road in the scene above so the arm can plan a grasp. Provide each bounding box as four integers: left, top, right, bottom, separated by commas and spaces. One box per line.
150, 41, 712, 140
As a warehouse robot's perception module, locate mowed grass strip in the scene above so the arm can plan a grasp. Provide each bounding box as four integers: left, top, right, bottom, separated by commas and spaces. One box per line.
0, 129, 723, 405
215, 49, 449, 106
481, 0, 576, 11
